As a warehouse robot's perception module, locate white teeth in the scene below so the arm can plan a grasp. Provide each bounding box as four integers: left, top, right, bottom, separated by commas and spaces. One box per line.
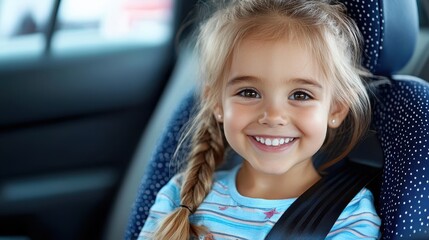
272, 139, 279, 146
254, 137, 294, 146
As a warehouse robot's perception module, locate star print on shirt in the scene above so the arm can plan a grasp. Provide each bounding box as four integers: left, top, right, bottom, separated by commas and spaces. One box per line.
264, 208, 280, 219
218, 206, 229, 211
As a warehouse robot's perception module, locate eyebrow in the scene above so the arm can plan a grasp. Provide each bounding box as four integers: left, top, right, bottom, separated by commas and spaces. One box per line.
226, 76, 258, 87
226, 75, 323, 89
291, 78, 323, 89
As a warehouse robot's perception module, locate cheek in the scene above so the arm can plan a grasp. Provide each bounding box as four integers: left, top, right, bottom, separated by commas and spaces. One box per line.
293, 107, 329, 138
222, 102, 252, 140
300, 110, 328, 125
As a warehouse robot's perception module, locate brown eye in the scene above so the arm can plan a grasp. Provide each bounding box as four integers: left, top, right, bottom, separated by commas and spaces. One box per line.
238, 89, 260, 98
289, 91, 311, 101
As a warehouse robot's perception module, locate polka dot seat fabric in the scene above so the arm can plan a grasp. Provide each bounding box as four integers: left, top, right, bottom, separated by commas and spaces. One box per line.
125, 0, 428, 239
373, 76, 429, 239
126, 92, 196, 240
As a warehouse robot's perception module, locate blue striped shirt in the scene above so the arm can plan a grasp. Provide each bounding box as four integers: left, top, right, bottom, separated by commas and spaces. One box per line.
139, 165, 381, 239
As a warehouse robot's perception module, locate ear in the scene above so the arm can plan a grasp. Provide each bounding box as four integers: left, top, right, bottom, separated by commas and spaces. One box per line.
328, 101, 349, 129
213, 105, 224, 123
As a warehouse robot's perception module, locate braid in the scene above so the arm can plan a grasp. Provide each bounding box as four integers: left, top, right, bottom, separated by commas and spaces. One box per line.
153, 106, 225, 239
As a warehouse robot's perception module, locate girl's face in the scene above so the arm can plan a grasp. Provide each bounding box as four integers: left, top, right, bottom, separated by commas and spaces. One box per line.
217, 37, 348, 177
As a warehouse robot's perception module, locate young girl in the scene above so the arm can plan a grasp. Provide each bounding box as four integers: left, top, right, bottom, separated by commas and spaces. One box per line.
139, 0, 381, 239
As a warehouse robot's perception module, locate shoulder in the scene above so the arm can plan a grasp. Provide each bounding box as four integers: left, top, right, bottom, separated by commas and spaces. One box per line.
149, 173, 184, 212
139, 173, 184, 237
157, 167, 234, 197
153, 168, 234, 204
151, 167, 236, 212
328, 188, 381, 239
344, 187, 379, 218
160, 173, 184, 198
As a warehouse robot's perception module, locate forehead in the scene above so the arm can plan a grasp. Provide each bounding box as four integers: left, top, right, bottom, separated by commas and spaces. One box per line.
228, 37, 326, 86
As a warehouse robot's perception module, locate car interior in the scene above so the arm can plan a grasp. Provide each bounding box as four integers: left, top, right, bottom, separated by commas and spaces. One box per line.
115, 0, 429, 239
0, 0, 428, 240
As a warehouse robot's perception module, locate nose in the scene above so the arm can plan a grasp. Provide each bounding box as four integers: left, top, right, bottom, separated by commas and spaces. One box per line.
258, 101, 288, 127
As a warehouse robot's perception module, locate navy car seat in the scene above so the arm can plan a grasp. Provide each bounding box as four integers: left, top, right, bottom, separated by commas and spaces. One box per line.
124, 0, 429, 239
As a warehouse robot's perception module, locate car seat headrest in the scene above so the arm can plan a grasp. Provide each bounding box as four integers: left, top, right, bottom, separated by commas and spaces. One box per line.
341, 0, 419, 76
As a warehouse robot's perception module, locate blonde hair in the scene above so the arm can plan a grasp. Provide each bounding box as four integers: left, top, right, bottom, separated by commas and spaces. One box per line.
153, 0, 372, 239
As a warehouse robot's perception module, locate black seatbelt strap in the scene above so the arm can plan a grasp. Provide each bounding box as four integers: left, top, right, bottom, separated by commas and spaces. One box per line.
265, 161, 380, 240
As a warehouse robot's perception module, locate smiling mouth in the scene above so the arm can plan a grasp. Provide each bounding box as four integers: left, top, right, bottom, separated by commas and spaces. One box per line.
253, 136, 295, 147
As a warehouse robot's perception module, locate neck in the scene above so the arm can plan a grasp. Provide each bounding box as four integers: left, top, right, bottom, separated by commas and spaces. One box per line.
236, 160, 321, 199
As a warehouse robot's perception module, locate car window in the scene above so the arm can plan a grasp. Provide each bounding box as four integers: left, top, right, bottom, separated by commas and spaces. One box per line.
54, 0, 173, 55
398, 0, 429, 76
0, 0, 54, 59
418, 0, 428, 28
0, 0, 174, 61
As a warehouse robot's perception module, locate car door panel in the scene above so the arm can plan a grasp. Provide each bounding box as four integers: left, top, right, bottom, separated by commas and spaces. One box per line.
0, 41, 174, 240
